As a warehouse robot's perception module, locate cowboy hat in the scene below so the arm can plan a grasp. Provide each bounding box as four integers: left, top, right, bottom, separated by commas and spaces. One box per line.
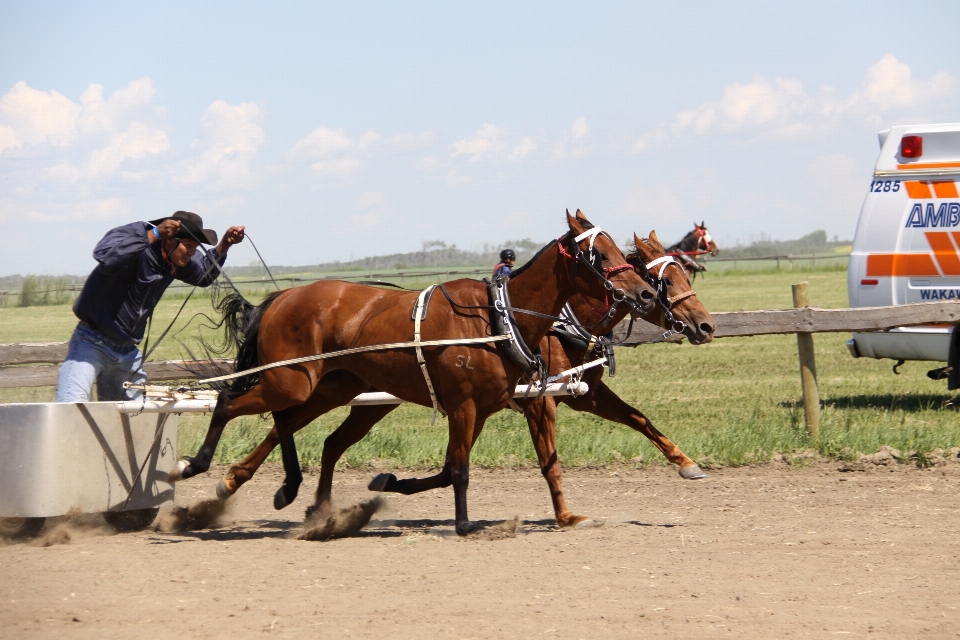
149, 211, 218, 245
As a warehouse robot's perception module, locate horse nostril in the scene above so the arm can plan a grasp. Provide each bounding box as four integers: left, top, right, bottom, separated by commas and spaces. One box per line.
639, 289, 655, 302
700, 322, 715, 335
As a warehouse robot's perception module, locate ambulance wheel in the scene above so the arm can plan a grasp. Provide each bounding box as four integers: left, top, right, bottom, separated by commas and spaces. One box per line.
0, 516, 46, 540
102, 508, 159, 533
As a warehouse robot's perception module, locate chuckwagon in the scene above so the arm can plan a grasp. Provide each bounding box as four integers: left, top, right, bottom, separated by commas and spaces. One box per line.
0, 400, 180, 538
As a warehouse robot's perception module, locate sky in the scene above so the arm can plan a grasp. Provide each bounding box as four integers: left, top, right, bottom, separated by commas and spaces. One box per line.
1, 1, 959, 276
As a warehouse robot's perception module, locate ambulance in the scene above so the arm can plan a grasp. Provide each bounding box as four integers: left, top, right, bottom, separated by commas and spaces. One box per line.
847, 123, 960, 384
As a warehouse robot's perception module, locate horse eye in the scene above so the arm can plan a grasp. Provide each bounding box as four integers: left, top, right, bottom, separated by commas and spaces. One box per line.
599, 252, 607, 261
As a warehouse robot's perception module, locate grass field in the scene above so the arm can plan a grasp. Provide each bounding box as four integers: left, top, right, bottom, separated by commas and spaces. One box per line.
2, 265, 959, 469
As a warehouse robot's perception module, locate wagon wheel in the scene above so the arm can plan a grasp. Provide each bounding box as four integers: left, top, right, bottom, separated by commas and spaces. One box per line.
0, 516, 46, 539
102, 508, 160, 533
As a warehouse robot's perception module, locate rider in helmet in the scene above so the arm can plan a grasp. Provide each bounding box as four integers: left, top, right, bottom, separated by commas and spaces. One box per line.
493, 249, 516, 279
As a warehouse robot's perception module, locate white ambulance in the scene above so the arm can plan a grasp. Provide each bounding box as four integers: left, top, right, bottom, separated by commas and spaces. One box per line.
847, 123, 960, 381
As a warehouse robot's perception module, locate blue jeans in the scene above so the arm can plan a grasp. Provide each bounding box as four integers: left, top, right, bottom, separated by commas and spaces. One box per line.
55, 324, 146, 402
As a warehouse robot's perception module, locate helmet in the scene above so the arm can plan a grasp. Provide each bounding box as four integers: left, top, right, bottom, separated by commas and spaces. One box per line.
500, 249, 516, 261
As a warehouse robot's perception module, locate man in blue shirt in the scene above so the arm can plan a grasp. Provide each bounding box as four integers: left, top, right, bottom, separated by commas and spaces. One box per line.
492, 249, 516, 279
56, 211, 245, 402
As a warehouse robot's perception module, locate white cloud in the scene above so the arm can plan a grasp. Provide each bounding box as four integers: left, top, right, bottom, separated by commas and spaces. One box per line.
77, 78, 157, 136
289, 127, 355, 160
0, 81, 81, 147
88, 122, 170, 176
451, 123, 506, 161
508, 136, 536, 162
553, 117, 593, 159
311, 157, 361, 179
176, 100, 265, 188
634, 55, 959, 150
355, 191, 386, 209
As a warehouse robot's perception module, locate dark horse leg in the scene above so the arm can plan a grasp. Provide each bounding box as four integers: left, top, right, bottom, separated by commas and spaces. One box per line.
312, 399, 483, 535
170, 385, 277, 481
215, 371, 372, 508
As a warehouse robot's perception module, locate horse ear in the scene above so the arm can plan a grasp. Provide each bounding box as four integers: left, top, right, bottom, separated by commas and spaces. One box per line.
701, 220, 706, 228
575, 209, 587, 221
649, 229, 660, 244
694, 221, 700, 229
566, 210, 585, 234
633, 232, 646, 252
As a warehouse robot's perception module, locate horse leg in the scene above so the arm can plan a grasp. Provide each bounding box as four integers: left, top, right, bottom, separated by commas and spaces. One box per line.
447, 401, 480, 536
218, 372, 374, 506
310, 404, 398, 516
274, 426, 303, 510
566, 381, 707, 479
520, 395, 592, 528
169, 385, 275, 482
368, 447, 453, 495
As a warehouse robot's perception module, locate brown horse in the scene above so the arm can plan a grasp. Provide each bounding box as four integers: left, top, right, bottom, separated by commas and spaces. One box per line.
364, 230, 715, 526
172, 211, 655, 535
665, 221, 719, 278
215, 230, 713, 529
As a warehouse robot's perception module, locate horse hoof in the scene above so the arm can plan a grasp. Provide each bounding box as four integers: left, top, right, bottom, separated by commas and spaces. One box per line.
368, 473, 396, 492
274, 485, 298, 511
679, 465, 708, 480
215, 480, 235, 501
167, 459, 191, 483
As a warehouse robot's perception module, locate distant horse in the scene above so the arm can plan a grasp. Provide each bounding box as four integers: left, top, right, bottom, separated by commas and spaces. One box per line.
173, 211, 656, 535
215, 230, 714, 530
665, 221, 719, 279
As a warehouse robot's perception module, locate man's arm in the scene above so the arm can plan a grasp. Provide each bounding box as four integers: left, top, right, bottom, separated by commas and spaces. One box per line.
177, 225, 245, 286
92, 222, 153, 271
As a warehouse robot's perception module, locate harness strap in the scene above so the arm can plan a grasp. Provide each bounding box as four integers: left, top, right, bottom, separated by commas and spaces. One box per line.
414, 285, 445, 423
198, 335, 511, 385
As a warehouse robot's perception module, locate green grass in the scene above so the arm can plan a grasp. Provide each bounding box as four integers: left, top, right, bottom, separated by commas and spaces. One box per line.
3, 266, 959, 469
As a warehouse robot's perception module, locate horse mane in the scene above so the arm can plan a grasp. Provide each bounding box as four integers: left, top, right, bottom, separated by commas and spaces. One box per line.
510, 216, 593, 279
509, 233, 568, 279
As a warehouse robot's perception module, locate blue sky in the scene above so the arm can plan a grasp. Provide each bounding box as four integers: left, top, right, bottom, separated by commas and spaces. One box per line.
2, 1, 959, 276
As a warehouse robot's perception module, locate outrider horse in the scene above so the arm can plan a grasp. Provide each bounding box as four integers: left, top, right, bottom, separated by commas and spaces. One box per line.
172, 211, 655, 535
215, 230, 714, 529
665, 221, 719, 278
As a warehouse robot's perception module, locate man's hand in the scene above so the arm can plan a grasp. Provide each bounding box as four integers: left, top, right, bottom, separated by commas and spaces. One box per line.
157, 218, 181, 240
216, 225, 245, 255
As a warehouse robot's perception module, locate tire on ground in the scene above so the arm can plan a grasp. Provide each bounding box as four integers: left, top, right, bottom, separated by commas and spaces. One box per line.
102, 508, 160, 533
0, 517, 46, 539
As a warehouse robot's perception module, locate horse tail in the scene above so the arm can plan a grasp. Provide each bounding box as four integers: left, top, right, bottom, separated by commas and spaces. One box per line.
208, 288, 285, 394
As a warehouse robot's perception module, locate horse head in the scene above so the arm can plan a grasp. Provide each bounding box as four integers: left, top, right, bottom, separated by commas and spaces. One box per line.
630, 230, 716, 345
558, 209, 657, 317
694, 221, 719, 256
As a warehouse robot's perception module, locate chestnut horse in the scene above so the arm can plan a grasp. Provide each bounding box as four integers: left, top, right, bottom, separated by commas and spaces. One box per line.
365, 231, 715, 526
214, 230, 713, 529
173, 211, 655, 535
665, 221, 719, 278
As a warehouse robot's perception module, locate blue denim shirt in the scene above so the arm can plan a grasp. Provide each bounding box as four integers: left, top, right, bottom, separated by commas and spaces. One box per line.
73, 222, 226, 346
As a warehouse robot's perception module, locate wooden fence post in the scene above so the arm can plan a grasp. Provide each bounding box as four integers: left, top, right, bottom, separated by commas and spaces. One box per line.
792, 281, 820, 437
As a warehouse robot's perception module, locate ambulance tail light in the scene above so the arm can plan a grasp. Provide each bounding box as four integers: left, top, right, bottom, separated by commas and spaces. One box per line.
861, 279, 879, 286
901, 136, 923, 158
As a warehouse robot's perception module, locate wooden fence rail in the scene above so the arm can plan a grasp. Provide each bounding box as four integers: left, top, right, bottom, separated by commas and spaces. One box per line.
3, 299, 960, 389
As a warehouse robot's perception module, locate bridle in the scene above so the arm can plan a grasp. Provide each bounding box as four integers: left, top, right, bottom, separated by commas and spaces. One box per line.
634, 253, 700, 341
556, 226, 640, 327
666, 226, 715, 258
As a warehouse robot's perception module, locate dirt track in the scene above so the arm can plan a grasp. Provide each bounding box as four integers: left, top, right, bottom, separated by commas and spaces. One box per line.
2, 461, 960, 639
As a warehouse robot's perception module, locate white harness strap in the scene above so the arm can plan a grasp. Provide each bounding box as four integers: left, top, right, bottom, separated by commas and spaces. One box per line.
644, 255, 677, 277
574, 226, 604, 255
414, 285, 444, 424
